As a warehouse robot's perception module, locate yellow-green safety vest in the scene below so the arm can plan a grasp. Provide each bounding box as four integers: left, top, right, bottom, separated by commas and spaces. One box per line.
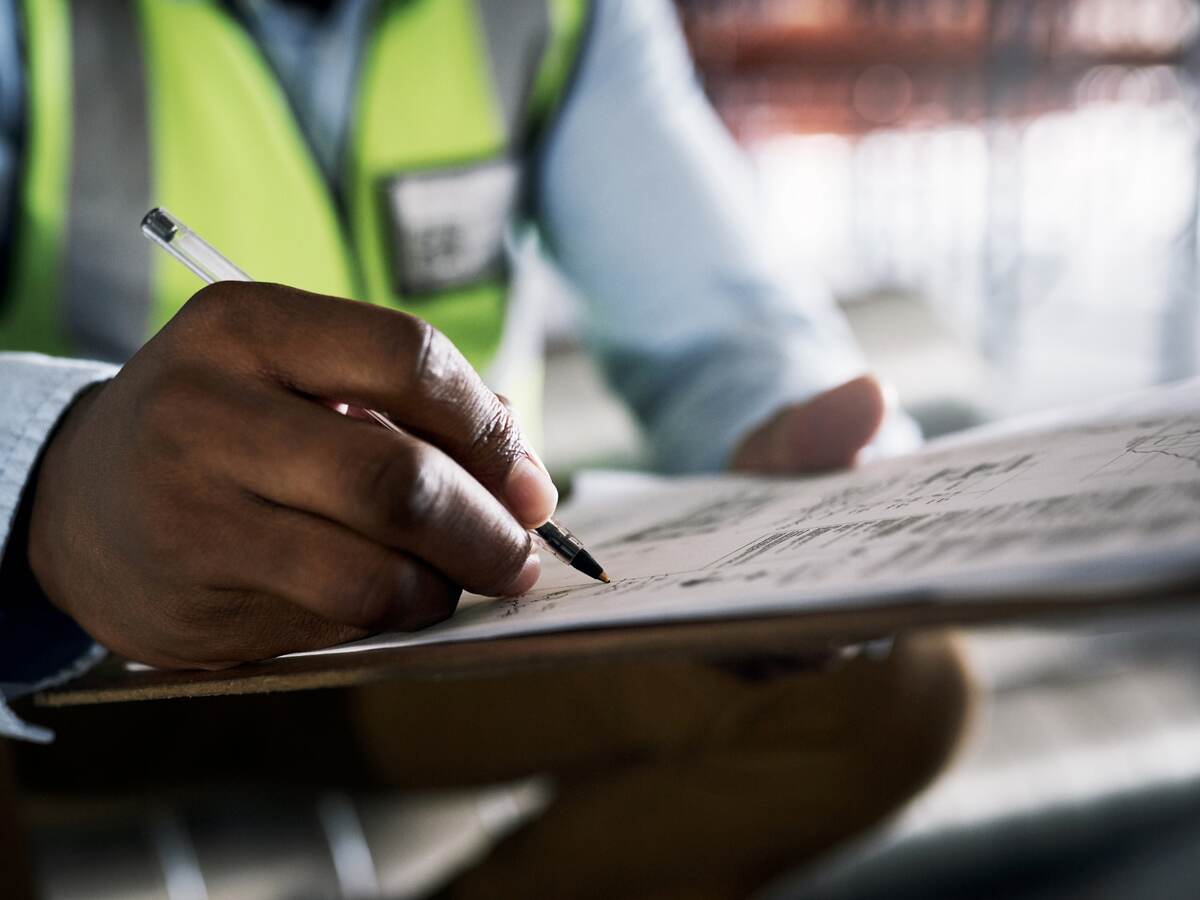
2, 0, 590, 423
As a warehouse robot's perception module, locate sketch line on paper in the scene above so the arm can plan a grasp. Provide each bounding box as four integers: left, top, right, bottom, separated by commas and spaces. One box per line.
709, 481, 1200, 576
769, 454, 1038, 525
599, 491, 780, 547
1127, 430, 1200, 470
1086, 420, 1200, 480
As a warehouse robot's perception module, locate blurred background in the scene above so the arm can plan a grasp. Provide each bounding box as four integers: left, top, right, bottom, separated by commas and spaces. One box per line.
12, 2, 1200, 898
545, 0, 1200, 471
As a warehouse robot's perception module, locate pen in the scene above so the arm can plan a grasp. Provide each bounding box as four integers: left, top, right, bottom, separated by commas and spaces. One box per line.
141, 207, 610, 585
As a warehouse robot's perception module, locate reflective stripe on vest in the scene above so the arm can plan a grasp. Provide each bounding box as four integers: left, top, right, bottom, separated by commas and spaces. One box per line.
65, 0, 152, 362
2, 0, 589, 381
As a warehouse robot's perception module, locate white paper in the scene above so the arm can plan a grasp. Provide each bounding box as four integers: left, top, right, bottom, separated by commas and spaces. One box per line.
294, 380, 1200, 658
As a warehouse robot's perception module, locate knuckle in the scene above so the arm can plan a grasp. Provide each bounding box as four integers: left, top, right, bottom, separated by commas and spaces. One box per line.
395, 572, 461, 632
179, 283, 274, 362
293, 554, 399, 630
469, 403, 522, 470
400, 456, 444, 527
363, 443, 443, 529
352, 443, 412, 505
395, 315, 450, 391
340, 558, 400, 627
182, 281, 239, 331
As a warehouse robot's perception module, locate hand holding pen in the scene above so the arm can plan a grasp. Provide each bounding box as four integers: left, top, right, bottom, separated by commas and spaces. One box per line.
19, 209, 607, 672
142, 208, 608, 585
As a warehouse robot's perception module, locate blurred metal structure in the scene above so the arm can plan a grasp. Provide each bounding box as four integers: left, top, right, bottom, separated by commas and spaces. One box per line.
680, 1, 1198, 135
677, 0, 1200, 416
28, 780, 551, 900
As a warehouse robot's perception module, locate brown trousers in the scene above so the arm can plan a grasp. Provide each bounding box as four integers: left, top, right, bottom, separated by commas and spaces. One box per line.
15, 632, 971, 899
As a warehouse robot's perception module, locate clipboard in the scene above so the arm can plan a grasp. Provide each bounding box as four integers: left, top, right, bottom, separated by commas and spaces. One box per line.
33, 582, 1200, 708
31, 382, 1200, 710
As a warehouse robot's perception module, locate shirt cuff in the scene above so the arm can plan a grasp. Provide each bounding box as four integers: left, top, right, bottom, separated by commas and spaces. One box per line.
0, 644, 107, 743
0, 353, 117, 741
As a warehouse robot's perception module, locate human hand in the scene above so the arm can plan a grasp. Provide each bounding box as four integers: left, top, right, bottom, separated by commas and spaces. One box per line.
729, 375, 886, 474
26, 283, 556, 669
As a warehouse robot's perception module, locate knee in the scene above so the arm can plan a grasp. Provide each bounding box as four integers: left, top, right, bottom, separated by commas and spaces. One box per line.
899, 630, 974, 766
845, 630, 975, 813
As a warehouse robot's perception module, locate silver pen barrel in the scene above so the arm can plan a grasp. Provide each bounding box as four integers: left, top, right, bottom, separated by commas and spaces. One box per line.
536, 520, 608, 583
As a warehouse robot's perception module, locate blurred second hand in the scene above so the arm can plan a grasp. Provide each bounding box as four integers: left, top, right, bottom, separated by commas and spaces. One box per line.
140, 207, 610, 586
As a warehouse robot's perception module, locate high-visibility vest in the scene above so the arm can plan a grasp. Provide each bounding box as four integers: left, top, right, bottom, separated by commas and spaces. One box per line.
1, 0, 589, 422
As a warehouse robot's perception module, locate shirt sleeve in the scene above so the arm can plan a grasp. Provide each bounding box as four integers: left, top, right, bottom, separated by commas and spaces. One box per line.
536, 0, 919, 473
0, 353, 116, 742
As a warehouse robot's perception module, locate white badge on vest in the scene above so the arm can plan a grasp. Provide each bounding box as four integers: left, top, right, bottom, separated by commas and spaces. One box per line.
381, 158, 521, 298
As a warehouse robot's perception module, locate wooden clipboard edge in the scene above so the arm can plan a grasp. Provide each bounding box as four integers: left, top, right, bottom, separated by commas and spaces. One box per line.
33, 585, 1200, 708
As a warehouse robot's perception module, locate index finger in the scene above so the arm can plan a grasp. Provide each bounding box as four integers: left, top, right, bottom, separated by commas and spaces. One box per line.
183, 282, 558, 527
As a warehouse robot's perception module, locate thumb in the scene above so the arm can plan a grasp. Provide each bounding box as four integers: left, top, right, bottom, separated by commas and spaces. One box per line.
731, 375, 886, 474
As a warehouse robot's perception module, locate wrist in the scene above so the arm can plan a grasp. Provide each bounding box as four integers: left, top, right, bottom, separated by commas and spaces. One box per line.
25, 383, 105, 611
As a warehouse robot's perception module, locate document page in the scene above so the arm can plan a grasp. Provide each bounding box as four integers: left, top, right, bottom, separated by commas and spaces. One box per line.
297, 381, 1200, 657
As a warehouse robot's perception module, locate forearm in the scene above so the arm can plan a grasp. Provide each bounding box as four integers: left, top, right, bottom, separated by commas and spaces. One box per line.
0, 354, 117, 562
536, 0, 914, 472
602, 300, 877, 472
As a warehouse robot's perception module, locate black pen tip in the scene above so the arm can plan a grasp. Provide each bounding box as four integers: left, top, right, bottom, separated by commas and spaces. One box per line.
572, 550, 609, 584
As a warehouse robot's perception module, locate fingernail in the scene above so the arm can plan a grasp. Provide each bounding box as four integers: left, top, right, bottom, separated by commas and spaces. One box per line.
505, 456, 558, 526
505, 550, 542, 596
523, 441, 550, 477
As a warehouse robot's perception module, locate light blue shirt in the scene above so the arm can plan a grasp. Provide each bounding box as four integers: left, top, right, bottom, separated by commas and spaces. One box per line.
539, 0, 896, 471
0, 0, 914, 739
